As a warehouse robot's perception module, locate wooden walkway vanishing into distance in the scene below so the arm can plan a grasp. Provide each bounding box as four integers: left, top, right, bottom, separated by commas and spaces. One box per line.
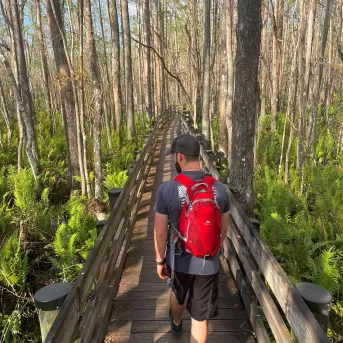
104, 116, 254, 342
46, 109, 330, 343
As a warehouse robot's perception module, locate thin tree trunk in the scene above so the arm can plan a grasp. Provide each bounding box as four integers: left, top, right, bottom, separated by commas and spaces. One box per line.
98, 0, 112, 150
78, 0, 90, 197
108, 0, 123, 132
36, 0, 53, 127
218, 1, 228, 156
283, 11, 299, 182
307, 0, 331, 150
226, 0, 234, 164
0, 46, 40, 179
142, 0, 152, 120
296, 1, 306, 193
9, 0, 40, 166
121, 0, 135, 135
85, 0, 103, 200
201, 0, 211, 148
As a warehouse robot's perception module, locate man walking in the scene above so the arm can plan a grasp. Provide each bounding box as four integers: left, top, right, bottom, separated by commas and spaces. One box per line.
154, 134, 230, 343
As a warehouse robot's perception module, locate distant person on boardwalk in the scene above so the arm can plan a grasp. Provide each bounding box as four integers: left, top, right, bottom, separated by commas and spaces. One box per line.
154, 134, 230, 343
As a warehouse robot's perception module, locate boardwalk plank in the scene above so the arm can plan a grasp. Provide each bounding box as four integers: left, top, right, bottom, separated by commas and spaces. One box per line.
110, 309, 248, 321
107, 319, 251, 334
104, 332, 255, 343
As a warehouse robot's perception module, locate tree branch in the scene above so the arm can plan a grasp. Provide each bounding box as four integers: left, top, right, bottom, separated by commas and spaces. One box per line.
131, 35, 191, 105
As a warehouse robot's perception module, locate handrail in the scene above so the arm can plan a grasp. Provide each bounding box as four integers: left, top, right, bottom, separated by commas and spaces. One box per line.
180, 113, 330, 343
45, 109, 172, 343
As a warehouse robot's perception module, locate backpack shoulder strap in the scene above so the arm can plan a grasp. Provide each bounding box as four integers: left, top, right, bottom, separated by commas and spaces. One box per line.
203, 175, 216, 188
174, 174, 195, 201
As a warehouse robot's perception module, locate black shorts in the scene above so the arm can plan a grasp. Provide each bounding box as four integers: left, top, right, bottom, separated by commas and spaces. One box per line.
169, 269, 219, 321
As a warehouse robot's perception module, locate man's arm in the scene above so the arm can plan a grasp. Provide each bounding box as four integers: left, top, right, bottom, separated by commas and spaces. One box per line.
221, 211, 229, 240
154, 212, 168, 279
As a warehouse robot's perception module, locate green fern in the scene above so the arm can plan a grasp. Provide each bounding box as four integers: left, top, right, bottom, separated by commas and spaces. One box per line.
51, 195, 97, 280
0, 232, 28, 288
309, 248, 340, 294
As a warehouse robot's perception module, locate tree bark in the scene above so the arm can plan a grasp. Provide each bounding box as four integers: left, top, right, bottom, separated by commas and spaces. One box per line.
47, 0, 81, 192
201, 0, 211, 148
218, 1, 228, 156
226, 0, 234, 164
229, 0, 262, 216
121, 0, 135, 135
296, 1, 306, 193
108, 0, 123, 131
85, 0, 103, 200
307, 0, 331, 149
36, 0, 53, 124
143, 0, 153, 120
0, 46, 40, 179
9, 0, 40, 169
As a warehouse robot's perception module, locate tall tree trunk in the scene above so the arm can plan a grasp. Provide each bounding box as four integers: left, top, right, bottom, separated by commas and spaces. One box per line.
121, 0, 135, 135
154, 1, 161, 116
296, 1, 306, 193
307, 0, 331, 149
47, 0, 81, 192
284, 13, 299, 184
78, 0, 90, 196
97, 0, 112, 151
6, 0, 40, 179
226, 0, 234, 163
218, 1, 228, 156
36, 0, 53, 124
0, 46, 40, 179
270, 0, 278, 132
143, 0, 152, 119
230, 0, 262, 216
201, 0, 211, 148
108, 0, 123, 131
85, 0, 103, 200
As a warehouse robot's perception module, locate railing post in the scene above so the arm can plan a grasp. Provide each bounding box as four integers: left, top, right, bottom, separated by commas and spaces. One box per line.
295, 282, 332, 335
34, 282, 73, 342
248, 218, 261, 234
96, 219, 107, 235
108, 188, 123, 211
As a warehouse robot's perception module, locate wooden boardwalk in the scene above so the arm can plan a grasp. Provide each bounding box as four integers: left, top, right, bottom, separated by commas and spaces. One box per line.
105, 117, 254, 343
104, 117, 253, 343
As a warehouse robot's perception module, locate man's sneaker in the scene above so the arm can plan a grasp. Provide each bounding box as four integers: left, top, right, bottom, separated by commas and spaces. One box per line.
168, 309, 183, 337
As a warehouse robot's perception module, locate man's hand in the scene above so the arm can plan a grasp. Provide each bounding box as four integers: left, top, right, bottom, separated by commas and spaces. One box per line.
157, 263, 168, 280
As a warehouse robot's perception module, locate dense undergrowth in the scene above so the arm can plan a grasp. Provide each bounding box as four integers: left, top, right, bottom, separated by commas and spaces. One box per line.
254, 95, 343, 341
0, 107, 151, 342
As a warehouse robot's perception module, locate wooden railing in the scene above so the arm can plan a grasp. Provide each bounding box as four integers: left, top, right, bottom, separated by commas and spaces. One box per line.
45, 110, 171, 343
180, 113, 330, 343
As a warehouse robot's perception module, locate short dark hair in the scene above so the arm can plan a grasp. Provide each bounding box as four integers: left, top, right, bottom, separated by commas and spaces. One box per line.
184, 154, 199, 163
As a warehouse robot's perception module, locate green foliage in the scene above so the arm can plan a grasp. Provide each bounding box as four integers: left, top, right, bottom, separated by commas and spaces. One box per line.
103, 169, 128, 191
0, 231, 28, 288
255, 107, 343, 336
308, 248, 341, 294
51, 195, 97, 281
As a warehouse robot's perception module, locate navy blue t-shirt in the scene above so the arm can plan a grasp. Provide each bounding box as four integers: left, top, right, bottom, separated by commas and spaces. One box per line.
155, 170, 230, 275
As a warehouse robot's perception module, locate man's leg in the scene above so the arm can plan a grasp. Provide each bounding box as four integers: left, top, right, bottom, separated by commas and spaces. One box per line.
170, 291, 184, 325
187, 273, 218, 343
190, 318, 208, 343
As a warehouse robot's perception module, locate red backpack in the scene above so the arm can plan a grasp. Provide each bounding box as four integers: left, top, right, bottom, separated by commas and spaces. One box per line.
174, 174, 222, 258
